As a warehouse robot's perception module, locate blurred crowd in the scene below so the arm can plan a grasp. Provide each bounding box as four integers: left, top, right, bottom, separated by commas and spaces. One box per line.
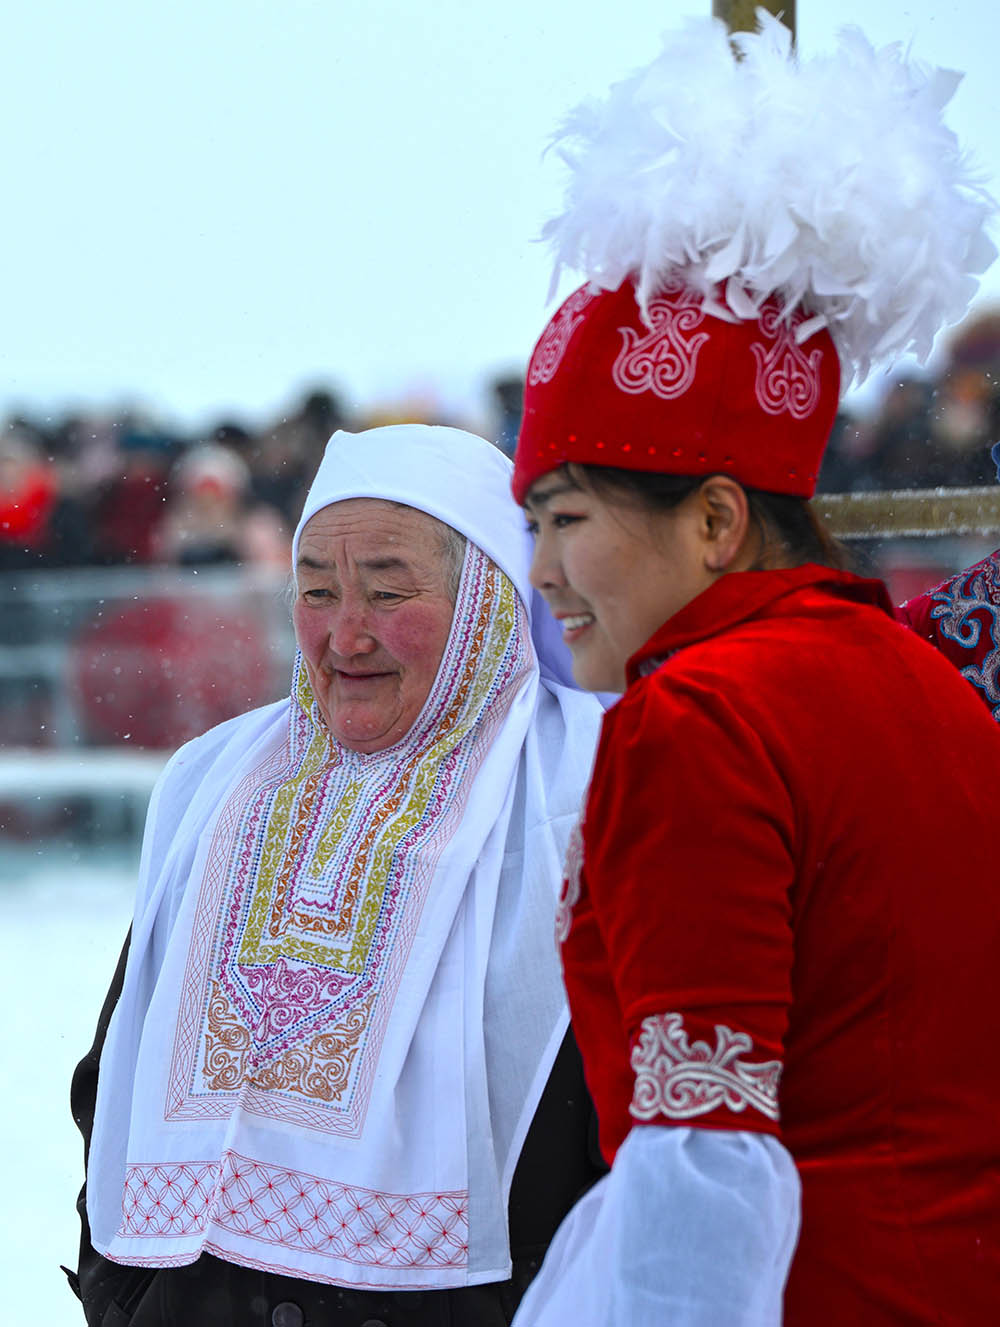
3, 310, 1000, 576
2, 318, 1000, 759
817, 310, 1000, 495
0, 377, 527, 752
0, 378, 527, 573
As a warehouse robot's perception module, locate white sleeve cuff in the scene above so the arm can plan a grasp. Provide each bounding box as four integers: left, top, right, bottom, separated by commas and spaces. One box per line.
513, 1126, 800, 1327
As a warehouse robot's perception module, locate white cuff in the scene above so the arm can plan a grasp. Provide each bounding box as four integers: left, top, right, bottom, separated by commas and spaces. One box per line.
513, 1126, 800, 1327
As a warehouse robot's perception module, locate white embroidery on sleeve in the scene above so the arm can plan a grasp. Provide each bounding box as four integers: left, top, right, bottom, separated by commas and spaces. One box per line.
630, 1012, 782, 1122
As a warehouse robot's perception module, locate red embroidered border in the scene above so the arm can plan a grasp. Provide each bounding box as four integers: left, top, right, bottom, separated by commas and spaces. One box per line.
118, 1151, 469, 1271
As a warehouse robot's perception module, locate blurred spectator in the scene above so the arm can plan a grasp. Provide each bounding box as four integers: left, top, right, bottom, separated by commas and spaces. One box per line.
300, 387, 348, 443
0, 431, 58, 568
491, 372, 524, 458
246, 388, 350, 527
815, 411, 868, 494
210, 420, 253, 451
0, 427, 95, 568
153, 442, 289, 568
849, 311, 1000, 491
861, 378, 937, 490
948, 309, 1000, 374
91, 425, 176, 564
923, 367, 997, 487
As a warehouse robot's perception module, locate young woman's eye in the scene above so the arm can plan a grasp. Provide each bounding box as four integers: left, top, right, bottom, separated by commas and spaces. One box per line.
524, 519, 539, 537
552, 513, 582, 529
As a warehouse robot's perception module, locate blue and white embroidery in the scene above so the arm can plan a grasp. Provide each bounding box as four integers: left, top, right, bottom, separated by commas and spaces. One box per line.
929, 552, 1000, 718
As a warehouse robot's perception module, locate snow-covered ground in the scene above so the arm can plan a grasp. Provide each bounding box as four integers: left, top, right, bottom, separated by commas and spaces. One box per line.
1, 854, 136, 1326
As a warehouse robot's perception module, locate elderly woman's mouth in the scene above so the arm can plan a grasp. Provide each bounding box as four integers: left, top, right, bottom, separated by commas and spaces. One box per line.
333, 668, 393, 683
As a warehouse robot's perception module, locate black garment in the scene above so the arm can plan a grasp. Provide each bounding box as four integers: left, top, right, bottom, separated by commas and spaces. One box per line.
68, 932, 606, 1327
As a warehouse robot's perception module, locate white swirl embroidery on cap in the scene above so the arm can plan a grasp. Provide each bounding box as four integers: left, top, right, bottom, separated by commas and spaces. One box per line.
630, 1012, 782, 1122
555, 818, 585, 945
612, 288, 710, 400
750, 305, 824, 419
528, 288, 597, 385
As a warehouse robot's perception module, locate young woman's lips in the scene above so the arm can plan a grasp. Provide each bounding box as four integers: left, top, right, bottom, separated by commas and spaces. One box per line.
559, 613, 595, 644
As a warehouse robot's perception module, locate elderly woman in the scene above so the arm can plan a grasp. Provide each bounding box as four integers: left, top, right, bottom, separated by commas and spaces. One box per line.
69, 425, 606, 1327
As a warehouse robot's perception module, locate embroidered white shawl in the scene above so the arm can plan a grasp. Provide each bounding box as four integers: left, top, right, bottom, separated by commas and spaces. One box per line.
87, 425, 602, 1290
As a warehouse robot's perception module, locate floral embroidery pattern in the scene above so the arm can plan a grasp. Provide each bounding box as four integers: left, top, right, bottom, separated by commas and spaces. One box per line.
166, 546, 533, 1133
630, 1012, 781, 1122
202, 979, 373, 1101
928, 552, 1000, 718
555, 819, 584, 945
117, 1152, 468, 1272
750, 305, 824, 419
527, 288, 596, 385
612, 284, 710, 399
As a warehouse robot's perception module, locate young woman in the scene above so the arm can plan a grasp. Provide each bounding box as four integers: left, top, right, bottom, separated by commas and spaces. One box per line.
507, 18, 1000, 1325
511, 282, 1000, 1327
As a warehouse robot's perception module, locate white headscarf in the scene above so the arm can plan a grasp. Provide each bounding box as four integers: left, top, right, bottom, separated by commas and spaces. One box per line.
88, 425, 603, 1291
293, 424, 578, 687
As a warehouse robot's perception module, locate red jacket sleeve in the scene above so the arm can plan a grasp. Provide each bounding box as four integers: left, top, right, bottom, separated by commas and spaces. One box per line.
583, 666, 797, 1135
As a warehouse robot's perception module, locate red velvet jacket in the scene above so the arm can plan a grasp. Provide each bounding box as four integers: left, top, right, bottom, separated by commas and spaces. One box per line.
562, 565, 1000, 1326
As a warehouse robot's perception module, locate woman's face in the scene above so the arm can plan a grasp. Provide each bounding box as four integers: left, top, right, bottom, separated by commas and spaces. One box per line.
293, 499, 456, 751
525, 473, 716, 692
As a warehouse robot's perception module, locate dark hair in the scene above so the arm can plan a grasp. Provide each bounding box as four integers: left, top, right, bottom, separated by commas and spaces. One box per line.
565, 463, 850, 571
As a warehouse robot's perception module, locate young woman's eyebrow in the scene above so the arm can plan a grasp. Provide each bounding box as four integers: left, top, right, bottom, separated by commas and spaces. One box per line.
523, 481, 577, 513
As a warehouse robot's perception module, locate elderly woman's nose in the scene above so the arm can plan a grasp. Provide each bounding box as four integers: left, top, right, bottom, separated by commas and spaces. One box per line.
328, 600, 376, 656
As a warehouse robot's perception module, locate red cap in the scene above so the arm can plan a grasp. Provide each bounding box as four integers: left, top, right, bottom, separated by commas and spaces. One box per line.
512, 276, 840, 504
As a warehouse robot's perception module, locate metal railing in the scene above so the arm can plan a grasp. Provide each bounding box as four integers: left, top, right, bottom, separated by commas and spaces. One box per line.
0, 564, 295, 751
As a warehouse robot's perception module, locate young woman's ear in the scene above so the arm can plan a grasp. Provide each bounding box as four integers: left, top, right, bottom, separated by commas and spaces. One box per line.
696, 477, 754, 573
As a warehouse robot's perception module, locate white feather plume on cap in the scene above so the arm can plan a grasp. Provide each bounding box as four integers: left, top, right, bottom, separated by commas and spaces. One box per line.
542, 10, 997, 386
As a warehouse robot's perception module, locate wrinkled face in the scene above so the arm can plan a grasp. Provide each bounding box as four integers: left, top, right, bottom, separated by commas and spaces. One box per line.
525, 474, 713, 693
293, 499, 457, 752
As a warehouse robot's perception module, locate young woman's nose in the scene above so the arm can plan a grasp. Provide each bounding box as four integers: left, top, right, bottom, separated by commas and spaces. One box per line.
528, 528, 566, 592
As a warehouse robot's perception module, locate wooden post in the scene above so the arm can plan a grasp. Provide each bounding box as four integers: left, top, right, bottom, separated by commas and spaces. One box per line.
713, 1, 795, 39
709, 0, 996, 544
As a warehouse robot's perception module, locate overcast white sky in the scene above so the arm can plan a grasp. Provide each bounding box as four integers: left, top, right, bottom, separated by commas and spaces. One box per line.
3, 1, 998, 431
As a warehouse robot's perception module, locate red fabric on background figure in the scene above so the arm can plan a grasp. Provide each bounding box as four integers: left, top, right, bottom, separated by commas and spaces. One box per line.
0, 435, 57, 562
898, 549, 1000, 719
